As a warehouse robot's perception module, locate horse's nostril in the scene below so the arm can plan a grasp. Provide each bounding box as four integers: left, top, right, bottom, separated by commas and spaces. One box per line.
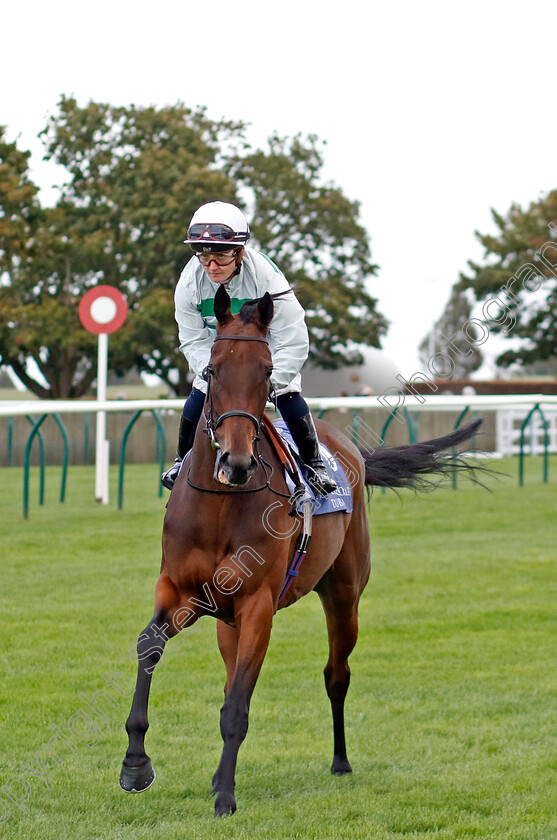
220, 452, 256, 482
230, 454, 253, 473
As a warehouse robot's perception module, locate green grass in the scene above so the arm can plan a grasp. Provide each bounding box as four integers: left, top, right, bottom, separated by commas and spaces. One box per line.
0, 457, 555, 840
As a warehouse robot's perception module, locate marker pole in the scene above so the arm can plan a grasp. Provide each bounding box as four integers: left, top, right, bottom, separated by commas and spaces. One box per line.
95, 332, 109, 503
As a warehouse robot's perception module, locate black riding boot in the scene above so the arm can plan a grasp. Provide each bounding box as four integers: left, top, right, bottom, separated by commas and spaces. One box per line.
286, 412, 337, 496
161, 415, 197, 490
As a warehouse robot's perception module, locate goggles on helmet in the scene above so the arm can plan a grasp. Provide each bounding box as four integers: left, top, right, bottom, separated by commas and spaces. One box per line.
188, 223, 236, 242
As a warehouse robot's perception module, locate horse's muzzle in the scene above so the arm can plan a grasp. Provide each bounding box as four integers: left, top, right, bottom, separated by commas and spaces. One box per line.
213, 450, 258, 487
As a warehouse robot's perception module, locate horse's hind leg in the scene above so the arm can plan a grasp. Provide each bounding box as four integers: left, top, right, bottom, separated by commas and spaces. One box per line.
316, 525, 369, 775
318, 585, 359, 774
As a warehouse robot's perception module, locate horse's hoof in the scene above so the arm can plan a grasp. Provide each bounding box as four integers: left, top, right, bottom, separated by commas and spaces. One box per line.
119, 759, 156, 793
331, 757, 353, 775
214, 792, 237, 817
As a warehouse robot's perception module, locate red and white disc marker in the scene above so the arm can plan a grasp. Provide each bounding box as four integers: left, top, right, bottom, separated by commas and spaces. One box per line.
78, 286, 128, 504
79, 286, 127, 335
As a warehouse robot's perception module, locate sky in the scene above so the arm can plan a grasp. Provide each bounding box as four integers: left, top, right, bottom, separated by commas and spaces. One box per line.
3, 0, 556, 380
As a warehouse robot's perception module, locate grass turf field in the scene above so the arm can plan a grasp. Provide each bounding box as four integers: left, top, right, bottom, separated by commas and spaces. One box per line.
0, 456, 555, 840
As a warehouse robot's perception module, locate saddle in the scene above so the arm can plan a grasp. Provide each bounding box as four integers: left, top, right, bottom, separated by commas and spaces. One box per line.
261, 417, 353, 516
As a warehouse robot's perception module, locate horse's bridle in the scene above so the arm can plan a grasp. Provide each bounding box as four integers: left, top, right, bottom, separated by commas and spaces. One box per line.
189, 333, 296, 500
203, 334, 273, 451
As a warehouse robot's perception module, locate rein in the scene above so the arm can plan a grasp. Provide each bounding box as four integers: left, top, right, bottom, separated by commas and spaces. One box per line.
185, 445, 286, 497
186, 437, 299, 506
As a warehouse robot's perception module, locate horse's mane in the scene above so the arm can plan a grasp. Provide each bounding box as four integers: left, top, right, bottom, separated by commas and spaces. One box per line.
239, 290, 293, 325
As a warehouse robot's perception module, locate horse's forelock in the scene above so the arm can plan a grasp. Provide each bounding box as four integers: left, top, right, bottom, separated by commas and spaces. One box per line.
239, 297, 260, 325
238, 292, 274, 331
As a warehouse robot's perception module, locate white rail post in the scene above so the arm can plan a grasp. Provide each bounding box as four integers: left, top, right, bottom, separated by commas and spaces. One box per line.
95, 332, 109, 503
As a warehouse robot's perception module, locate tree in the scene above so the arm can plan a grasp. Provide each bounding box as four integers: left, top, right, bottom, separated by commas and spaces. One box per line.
228, 134, 387, 368
41, 97, 244, 291
458, 190, 557, 368
0, 99, 243, 397
0, 126, 41, 270
419, 286, 483, 378
0, 101, 387, 398
0, 127, 60, 395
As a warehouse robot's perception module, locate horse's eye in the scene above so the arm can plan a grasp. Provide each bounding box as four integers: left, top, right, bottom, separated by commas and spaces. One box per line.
266, 366, 273, 379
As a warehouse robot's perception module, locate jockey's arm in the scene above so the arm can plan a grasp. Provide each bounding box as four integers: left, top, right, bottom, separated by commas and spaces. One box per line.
266, 280, 310, 392
175, 281, 214, 378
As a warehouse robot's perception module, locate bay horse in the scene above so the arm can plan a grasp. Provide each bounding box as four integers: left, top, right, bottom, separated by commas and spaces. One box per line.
120, 285, 482, 816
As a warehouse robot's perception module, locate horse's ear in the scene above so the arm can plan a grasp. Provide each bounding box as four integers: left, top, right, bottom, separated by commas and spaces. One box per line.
214, 284, 233, 325
257, 292, 274, 329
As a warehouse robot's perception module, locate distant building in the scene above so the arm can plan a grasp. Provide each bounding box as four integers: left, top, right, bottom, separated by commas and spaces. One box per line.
407, 378, 557, 396
0, 367, 16, 389
301, 346, 403, 397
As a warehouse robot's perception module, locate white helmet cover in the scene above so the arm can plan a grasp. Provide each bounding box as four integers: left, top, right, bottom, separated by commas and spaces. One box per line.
184, 201, 251, 248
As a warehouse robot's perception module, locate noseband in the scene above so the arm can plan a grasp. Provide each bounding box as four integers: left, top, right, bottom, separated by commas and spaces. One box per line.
204, 335, 272, 448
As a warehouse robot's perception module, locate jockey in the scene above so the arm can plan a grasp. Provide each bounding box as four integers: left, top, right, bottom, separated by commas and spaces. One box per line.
161, 200, 337, 496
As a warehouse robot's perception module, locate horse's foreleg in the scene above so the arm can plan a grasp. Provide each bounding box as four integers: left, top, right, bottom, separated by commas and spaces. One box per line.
212, 620, 239, 796
216, 619, 239, 695
119, 612, 174, 793
212, 593, 273, 817
318, 584, 360, 775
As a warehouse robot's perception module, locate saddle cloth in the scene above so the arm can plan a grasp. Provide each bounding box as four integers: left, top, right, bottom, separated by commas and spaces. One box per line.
272, 421, 353, 515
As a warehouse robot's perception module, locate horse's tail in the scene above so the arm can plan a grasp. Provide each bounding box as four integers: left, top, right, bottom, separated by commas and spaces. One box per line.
361, 419, 484, 490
